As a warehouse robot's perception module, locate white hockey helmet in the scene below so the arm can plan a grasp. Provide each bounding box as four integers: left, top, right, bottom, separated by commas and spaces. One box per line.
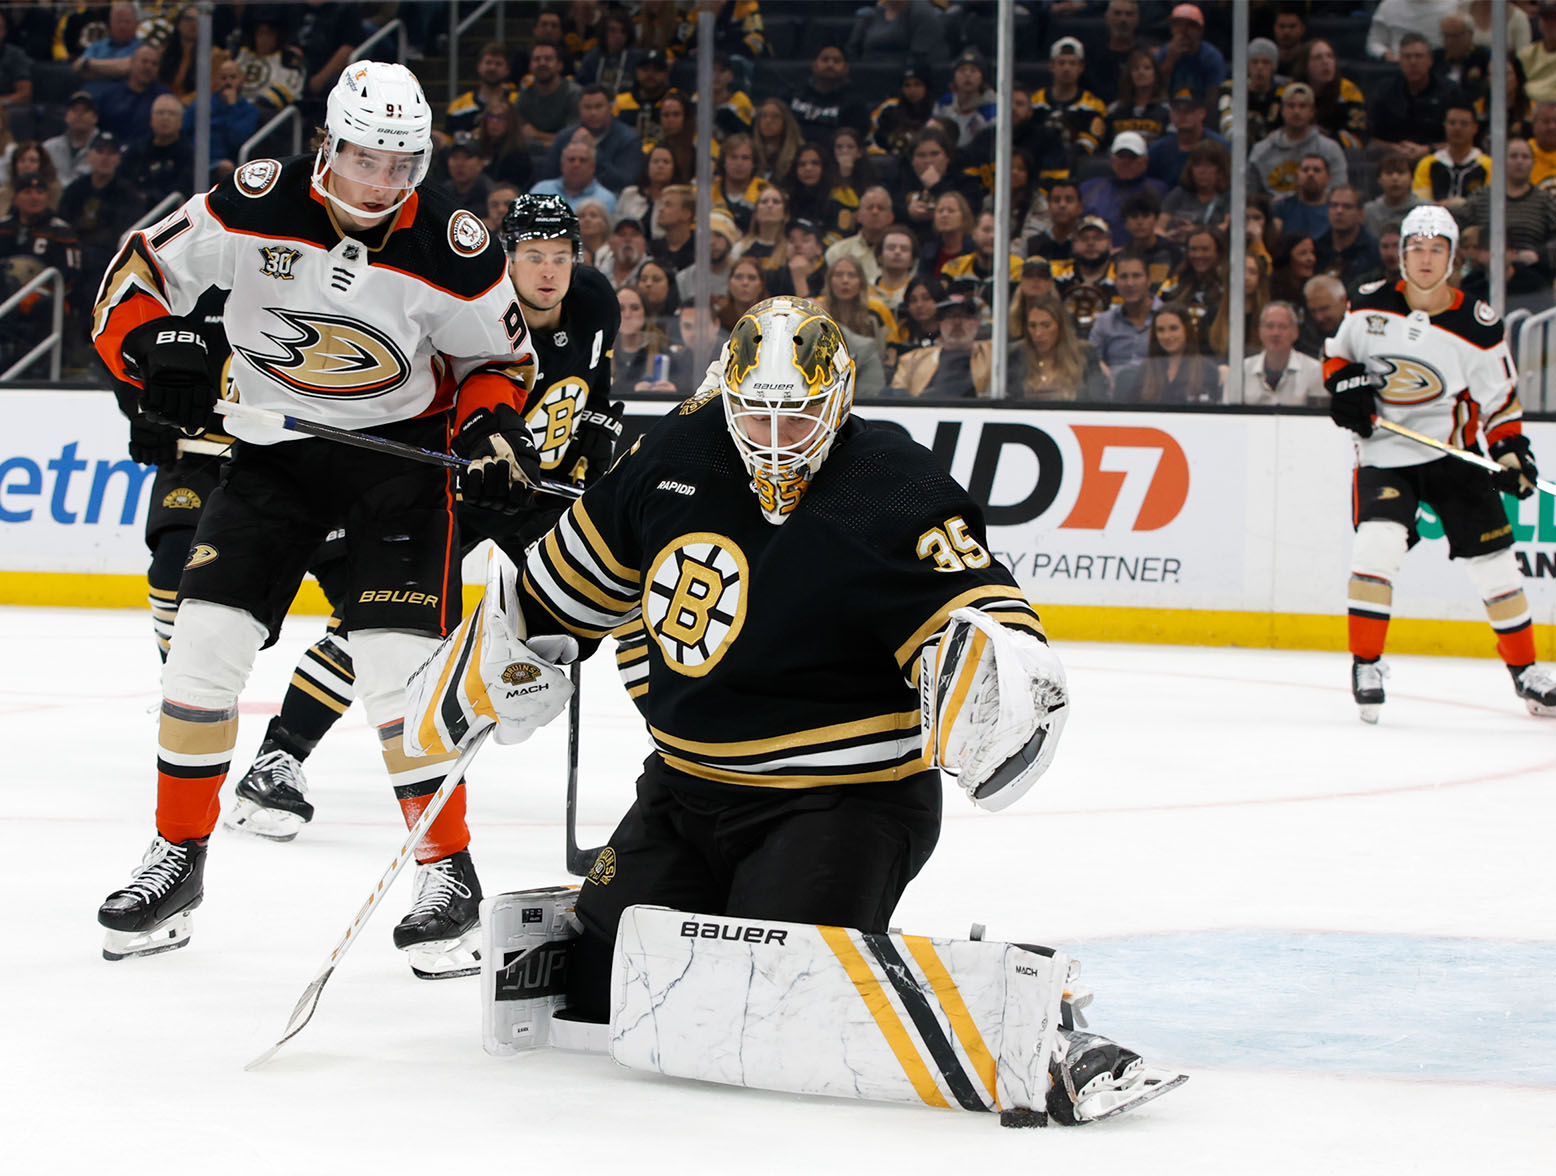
312, 61, 432, 221
1398, 204, 1459, 291
721, 296, 856, 525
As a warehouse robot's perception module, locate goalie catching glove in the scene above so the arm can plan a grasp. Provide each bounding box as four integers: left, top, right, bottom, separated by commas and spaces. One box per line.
455, 403, 543, 514
1489, 434, 1538, 500
921, 608, 1068, 812
404, 551, 577, 756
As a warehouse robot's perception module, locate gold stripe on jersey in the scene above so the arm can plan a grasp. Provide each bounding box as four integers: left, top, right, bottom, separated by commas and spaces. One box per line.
820, 925, 951, 1110
653, 709, 926, 788
1483, 391, 1522, 437
573, 503, 640, 584
523, 506, 643, 638
92, 235, 168, 341
895, 586, 1042, 675
650, 709, 921, 758
538, 526, 640, 614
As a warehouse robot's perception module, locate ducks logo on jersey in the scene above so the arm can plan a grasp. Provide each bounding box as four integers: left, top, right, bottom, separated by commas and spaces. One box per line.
236, 307, 411, 399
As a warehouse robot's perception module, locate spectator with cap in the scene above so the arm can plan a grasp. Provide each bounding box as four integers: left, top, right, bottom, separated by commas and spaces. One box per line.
1218, 38, 1282, 144
596, 216, 649, 293
613, 50, 672, 142
121, 93, 193, 205
847, 1, 944, 74
1080, 131, 1167, 247
1105, 49, 1171, 147
95, 44, 172, 144
1273, 153, 1335, 240
0, 172, 82, 371
1411, 100, 1492, 205
1154, 4, 1227, 108
932, 46, 999, 147
1051, 215, 1120, 339
888, 289, 991, 398
541, 84, 643, 193
73, 2, 142, 94
710, 53, 755, 139
769, 217, 828, 299
869, 66, 936, 157
517, 42, 582, 155
1087, 0, 1156, 106
1148, 88, 1226, 185
824, 184, 895, 287
1248, 82, 1347, 197
1522, 4, 1556, 103
1237, 301, 1324, 406
1031, 38, 1107, 157
44, 92, 100, 187
444, 41, 517, 145
1313, 185, 1382, 287
1368, 0, 1458, 62
60, 131, 144, 299
677, 209, 738, 302
789, 44, 871, 144
1369, 32, 1464, 163
433, 136, 496, 217
1088, 252, 1158, 376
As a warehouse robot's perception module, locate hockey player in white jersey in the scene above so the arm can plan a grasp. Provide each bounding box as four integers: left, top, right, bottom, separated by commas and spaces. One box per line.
1324, 204, 1556, 721
93, 62, 543, 975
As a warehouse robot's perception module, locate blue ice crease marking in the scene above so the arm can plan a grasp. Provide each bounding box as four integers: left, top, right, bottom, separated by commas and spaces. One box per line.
1055, 931, 1556, 1085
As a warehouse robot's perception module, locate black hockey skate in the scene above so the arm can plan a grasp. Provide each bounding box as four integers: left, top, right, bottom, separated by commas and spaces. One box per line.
1351, 656, 1387, 724
224, 739, 314, 842
1509, 663, 1556, 717
393, 849, 483, 980
1046, 1029, 1187, 1125
98, 835, 208, 960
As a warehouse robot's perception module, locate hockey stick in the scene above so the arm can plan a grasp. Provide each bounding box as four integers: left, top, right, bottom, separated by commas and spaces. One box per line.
245, 722, 495, 1071
1373, 418, 1556, 496
563, 660, 606, 876
212, 401, 583, 500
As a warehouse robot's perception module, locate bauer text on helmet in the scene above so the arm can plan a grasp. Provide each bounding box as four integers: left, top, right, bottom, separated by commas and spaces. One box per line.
721, 297, 855, 525
312, 61, 432, 224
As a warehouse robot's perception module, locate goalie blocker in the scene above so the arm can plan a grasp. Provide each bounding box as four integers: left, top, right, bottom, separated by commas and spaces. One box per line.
480, 893, 1185, 1124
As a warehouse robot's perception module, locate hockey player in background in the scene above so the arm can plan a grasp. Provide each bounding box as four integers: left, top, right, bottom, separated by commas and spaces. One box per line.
1325, 204, 1556, 721
223, 194, 623, 852
479, 295, 1175, 1123
93, 62, 545, 976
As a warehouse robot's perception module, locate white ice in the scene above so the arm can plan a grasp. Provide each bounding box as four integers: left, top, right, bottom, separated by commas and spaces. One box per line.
4, 604, 1553, 1173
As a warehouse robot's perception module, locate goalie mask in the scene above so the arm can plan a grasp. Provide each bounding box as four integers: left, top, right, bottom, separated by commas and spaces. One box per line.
312, 61, 432, 222
1398, 204, 1458, 295
721, 297, 855, 525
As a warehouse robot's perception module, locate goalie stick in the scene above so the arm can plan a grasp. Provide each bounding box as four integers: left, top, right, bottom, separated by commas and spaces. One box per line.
244, 723, 495, 1071
564, 660, 607, 876
1372, 417, 1556, 496
213, 401, 585, 501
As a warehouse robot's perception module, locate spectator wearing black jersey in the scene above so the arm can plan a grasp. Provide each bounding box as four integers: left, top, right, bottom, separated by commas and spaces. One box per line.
789, 45, 870, 145
1370, 32, 1465, 164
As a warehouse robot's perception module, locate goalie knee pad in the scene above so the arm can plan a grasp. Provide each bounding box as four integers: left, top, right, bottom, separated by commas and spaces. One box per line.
350, 628, 444, 728
161, 599, 267, 708
608, 905, 1070, 1115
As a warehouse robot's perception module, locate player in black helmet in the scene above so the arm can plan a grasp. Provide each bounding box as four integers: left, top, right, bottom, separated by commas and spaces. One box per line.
225, 192, 624, 884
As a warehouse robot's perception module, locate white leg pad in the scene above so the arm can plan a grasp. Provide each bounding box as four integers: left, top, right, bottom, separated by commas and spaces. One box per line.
161, 599, 266, 708
350, 628, 444, 728
1351, 520, 1409, 579
609, 905, 1070, 1115
1458, 548, 1525, 602
479, 887, 581, 1055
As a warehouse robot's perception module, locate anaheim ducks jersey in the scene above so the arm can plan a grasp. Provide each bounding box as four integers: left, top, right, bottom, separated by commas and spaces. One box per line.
92, 155, 534, 445
1326, 279, 1520, 469
519, 389, 1045, 791
522, 264, 620, 473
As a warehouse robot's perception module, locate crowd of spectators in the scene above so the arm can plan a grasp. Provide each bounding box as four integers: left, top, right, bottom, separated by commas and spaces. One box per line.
0, 0, 1551, 399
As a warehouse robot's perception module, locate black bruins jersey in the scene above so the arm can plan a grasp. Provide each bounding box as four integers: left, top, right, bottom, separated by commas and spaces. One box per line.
522, 264, 620, 474
519, 391, 1045, 791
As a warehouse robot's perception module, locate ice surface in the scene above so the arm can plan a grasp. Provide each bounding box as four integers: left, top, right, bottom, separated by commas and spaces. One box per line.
4, 606, 1552, 1173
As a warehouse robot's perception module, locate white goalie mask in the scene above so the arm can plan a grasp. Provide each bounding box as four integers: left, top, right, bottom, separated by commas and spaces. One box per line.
312, 61, 432, 222
721, 297, 855, 525
1398, 204, 1458, 295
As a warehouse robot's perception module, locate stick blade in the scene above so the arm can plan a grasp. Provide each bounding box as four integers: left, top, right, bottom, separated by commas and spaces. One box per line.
567, 844, 605, 877
244, 966, 335, 1071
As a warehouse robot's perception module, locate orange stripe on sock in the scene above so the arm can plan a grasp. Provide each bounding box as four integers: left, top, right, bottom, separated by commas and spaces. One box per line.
398, 783, 469, 864
156, 770, 225, 842
1348, 613, 1389, 661
1497, 625, 1536, 667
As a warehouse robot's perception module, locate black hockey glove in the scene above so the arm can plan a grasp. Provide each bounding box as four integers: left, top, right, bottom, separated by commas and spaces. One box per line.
128, 414, 179, 466
1325, 361, 1378, 438
454, 403, 542, 515
123, 317, 217, 431
1490, 434, 1539, 500
566, 399, 624, 487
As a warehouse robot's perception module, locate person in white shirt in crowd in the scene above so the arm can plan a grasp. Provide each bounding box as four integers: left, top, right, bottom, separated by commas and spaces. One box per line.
1238, 300, 1324, 405
44, 91, 99, 185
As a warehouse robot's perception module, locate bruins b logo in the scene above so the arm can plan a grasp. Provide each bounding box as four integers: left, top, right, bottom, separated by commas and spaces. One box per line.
643, 533, 749, 677
235, 308, 411, 400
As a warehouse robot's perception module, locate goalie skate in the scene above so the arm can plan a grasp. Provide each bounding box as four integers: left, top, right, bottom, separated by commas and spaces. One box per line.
1510, 663, 1556, 717
223, 741, 313, 842
1047, 1029, 1187, 1125
98, 835, 207, 960
394, 850, 483, 980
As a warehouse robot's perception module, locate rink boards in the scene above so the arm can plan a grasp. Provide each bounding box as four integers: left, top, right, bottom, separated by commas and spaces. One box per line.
2, 388, 1554, 658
